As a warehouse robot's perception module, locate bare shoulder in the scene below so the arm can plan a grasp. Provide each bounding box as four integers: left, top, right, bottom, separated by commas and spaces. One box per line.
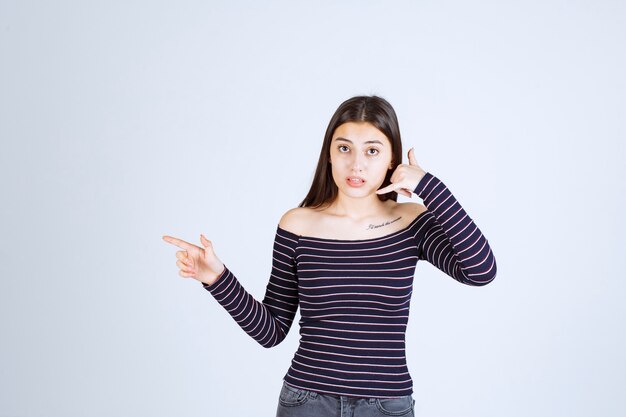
278, 202, 427, 238
397, 202, 428, 219
278, 207, 316, 235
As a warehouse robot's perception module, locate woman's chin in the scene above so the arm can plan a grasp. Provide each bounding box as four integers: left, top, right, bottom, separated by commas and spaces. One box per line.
338, 186, 375, 198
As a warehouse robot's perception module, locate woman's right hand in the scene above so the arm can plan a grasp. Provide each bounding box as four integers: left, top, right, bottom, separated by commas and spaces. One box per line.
162, 234, 225, 286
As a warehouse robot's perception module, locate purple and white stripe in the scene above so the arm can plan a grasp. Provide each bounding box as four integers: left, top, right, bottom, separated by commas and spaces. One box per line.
203, 172, 496, 398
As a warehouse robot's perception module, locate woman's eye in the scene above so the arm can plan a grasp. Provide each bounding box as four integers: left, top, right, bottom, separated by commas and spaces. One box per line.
338, 145, 349, 152
367, 148, 380, 155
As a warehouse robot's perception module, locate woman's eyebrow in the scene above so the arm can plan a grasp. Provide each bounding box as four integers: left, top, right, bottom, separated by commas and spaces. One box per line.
334, 137, 384, 145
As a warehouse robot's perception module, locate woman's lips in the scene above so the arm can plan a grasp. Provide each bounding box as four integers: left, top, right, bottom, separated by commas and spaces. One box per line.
346, 177, 366, 187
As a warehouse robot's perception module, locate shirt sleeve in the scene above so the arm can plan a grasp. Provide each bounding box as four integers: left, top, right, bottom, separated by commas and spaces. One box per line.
201, 227, 300, 347
413, 172, 497, 286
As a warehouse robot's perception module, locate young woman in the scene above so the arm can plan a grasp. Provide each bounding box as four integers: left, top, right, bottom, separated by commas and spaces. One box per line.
163, 95, 497, 417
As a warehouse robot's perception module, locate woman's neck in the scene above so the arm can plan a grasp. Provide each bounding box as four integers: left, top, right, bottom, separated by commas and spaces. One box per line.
323, 194, 393, 221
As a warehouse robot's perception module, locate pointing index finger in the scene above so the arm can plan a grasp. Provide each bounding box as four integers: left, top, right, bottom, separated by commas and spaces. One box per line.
162, 235, 194, 250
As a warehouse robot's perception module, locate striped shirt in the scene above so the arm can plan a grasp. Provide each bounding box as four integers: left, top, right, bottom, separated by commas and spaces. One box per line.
203, 172, 497, 398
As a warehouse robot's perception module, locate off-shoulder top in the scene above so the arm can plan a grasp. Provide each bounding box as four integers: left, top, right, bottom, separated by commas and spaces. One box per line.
202, 172, 497, 398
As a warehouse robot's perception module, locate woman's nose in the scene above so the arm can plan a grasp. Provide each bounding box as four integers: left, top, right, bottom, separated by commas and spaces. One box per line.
351, 155, 365, 172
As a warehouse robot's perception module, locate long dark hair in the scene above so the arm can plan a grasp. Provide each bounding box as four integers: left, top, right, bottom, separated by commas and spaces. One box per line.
298, 95, 403, 208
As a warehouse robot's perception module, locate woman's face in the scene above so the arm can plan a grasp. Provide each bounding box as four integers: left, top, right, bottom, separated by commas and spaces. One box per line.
329, 121, 393, 199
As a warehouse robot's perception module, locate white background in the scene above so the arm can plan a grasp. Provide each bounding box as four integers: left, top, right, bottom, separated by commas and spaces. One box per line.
1, 1, 625, 416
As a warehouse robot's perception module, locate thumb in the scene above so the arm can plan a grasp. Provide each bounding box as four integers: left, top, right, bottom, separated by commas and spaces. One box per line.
408, 147, 418, 166
200, 234, 211, 248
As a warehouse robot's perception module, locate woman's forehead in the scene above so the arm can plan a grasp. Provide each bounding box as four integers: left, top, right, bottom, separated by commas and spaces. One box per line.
332, 122, 390, 145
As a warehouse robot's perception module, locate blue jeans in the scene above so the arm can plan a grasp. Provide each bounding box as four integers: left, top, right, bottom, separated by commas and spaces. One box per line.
275, 381, 416, 417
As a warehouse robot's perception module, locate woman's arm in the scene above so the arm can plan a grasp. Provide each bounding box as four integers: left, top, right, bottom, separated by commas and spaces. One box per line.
202, 228, 299, 347
413, 172, 497, 286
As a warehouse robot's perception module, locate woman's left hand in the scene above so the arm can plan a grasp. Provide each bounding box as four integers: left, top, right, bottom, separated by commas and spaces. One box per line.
376, 147, 426, 198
